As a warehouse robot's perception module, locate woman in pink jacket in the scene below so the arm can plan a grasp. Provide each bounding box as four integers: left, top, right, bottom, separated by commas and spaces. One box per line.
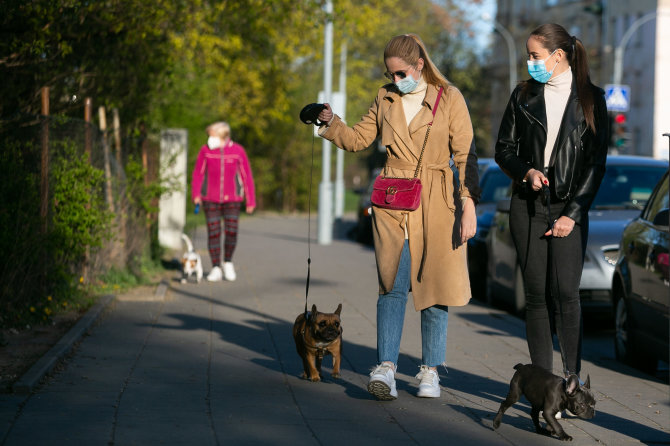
192, 121, 256, 282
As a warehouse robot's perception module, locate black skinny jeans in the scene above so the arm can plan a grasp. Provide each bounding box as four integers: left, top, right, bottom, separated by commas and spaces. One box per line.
509, 192, 587, 377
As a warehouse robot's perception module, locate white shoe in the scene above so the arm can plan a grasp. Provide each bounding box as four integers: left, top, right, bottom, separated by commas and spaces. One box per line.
207, 266, 223, 282
367, 363, 397, 400
223, 262, 236, 281
415, 365, 440, 398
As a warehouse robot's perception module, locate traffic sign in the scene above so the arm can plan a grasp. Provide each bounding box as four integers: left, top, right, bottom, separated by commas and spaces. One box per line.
605, 84, 630, 112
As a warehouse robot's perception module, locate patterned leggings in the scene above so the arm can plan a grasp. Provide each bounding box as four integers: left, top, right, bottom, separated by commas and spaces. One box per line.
203, 201, 241, 267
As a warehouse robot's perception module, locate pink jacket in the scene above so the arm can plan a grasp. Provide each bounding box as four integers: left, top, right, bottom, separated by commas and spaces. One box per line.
192, 140, 256, 207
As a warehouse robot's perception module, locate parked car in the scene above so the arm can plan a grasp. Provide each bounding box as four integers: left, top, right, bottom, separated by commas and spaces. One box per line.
611, 169, 669, 372
468, 159, 512, 299
486, 155, 668, 315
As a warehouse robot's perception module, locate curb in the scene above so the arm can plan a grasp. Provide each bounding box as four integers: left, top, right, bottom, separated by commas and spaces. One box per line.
12, 294, 116, 394
12, 280, 171, 394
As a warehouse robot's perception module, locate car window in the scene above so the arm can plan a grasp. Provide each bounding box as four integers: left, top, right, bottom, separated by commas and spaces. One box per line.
642, 173, 669, 223
480, 169, 512, 203
591, 165, 667, 210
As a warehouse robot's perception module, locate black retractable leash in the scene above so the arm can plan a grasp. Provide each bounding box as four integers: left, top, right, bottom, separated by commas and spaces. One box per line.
299, 103, 327, 318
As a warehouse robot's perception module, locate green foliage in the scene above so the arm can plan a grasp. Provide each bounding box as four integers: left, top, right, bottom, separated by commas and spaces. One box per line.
50, 143, 114, 264
125, 155, 166, 218
149, 0, 489, 212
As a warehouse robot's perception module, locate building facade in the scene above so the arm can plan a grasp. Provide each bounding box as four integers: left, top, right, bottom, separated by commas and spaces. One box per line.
490, 0, 669, 159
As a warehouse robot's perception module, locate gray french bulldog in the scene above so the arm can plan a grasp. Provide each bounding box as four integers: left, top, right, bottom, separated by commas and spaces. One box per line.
493, 363, 596, 441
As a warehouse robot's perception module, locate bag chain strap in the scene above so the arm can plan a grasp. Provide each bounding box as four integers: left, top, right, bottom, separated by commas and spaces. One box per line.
413, 86, 443, 179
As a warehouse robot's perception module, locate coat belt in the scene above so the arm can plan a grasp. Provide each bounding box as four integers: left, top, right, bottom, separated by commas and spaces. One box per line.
384, 159, 456, 281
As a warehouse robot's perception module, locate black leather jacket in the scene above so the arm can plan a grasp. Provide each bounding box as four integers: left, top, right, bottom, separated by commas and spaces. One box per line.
495, 77, 608, 224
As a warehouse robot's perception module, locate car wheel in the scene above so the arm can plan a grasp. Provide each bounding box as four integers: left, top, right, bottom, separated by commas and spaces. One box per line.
614, 295, 633, 364
513, 265, 526, 316
486, 268, 500, 308
614, 294, 657, 372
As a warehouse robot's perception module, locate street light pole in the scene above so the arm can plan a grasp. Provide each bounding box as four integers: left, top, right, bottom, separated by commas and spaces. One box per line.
613, 11, 656, 85
483, 13, 517, 94
334, 41, 347, 220
317, 0, 333, 245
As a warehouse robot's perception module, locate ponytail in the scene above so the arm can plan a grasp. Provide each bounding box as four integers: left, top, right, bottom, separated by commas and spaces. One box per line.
571, 38, 596, 133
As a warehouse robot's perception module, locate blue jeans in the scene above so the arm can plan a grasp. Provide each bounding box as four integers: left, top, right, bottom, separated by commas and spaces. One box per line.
377, 240, 449, 367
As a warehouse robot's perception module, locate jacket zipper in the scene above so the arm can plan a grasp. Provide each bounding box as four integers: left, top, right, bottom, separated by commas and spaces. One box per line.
560, 125, 588, 200
220, 146, 225, 201
520, 106, 546, 132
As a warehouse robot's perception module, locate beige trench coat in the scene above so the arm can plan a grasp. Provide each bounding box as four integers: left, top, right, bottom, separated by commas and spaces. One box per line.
321, 83, 480, 311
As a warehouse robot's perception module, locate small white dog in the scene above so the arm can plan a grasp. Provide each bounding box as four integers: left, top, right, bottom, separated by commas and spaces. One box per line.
180, 234, 203, 284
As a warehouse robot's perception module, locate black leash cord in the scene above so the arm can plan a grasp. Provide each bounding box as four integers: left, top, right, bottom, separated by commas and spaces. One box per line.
305, 130, 315, 316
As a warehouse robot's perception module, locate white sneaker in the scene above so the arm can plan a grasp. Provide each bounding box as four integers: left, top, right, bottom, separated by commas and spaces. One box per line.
415, 365, 440, 398
367, 363, 397, 400
223, 262, 236, 281
207, 266, 223, 282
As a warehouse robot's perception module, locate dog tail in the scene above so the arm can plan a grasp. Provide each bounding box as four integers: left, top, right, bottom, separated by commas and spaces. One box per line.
181, 233, 194, 253
513, 363, 524, 371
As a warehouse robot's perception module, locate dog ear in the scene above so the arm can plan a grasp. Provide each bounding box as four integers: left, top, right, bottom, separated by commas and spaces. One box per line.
565, 375, 580, 396
311, 304, 318, 317
335, 303, 342, 315
584, 374, 590, 389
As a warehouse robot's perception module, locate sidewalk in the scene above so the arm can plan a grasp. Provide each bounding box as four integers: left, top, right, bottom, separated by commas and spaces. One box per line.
1, 214, 668, 445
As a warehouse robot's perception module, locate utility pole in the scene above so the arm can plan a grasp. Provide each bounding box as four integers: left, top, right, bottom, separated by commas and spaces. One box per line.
483, 13, 517, 94
317, 0, 333, 245
613, 11, 656, 85
334, 41, 347, 220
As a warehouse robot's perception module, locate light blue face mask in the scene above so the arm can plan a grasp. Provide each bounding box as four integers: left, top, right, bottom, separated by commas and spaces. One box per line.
395, 72, 419, 94
527, 49, 558, 83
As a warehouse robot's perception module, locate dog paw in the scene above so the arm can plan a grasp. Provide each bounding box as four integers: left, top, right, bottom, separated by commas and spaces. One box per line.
309, 376, 321, 382
492, 418, 501, 429
536, 427, 552, 437
180, 279, 187, 284
558, 433, 573, 441
331, 373, 340, 379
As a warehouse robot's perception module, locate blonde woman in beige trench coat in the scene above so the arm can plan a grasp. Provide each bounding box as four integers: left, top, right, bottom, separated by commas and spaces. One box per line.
318, 34, 480, 401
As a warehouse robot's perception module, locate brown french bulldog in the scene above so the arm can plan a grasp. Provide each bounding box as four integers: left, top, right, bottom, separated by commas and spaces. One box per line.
493, 363, 596, 441
292, 304, 342, 382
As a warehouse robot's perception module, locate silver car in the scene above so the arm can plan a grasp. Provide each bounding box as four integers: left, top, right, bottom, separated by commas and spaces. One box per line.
486, 155, 668, 315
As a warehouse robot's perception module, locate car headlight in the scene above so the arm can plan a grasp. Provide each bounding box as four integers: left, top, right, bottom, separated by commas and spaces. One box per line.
603, 249, 619, 266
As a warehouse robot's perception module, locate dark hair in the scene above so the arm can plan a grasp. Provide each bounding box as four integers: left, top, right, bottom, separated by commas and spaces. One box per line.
527, 23, 597, 133
383, 34, 450, 89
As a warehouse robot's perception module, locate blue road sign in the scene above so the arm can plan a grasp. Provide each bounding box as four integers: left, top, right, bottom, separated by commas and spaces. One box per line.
605, 84, 630, 112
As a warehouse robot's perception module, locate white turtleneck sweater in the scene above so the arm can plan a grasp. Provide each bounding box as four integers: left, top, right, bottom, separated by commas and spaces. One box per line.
401, 76, 428, 126
544, 66, 572, 168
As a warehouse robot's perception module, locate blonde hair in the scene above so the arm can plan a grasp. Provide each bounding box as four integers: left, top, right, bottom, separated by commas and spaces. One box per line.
383, 34, 450, 89
206, 121, 231, 140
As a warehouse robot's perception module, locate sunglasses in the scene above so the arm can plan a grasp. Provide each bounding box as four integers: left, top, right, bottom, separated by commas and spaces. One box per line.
384, 69, 410, 81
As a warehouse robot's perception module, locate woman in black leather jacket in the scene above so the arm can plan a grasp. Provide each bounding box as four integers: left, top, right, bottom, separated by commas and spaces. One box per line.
495, 24, 608, 380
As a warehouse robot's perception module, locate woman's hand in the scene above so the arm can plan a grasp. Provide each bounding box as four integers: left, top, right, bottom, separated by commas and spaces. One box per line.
246, 205, 255, 214
460, 197, 477, 245
318, 103, 333, 124
544, 215, 575, 238
194, 197, 202, 205
525, 169, 549, 191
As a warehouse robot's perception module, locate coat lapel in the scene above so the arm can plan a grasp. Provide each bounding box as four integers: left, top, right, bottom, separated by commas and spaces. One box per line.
383, 89, 414, 154
521, 81, 547, 130
408, 84, 439, 135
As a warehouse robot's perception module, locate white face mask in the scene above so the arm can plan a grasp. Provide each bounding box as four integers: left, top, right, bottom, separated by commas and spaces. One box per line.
207, 136, 222, 149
